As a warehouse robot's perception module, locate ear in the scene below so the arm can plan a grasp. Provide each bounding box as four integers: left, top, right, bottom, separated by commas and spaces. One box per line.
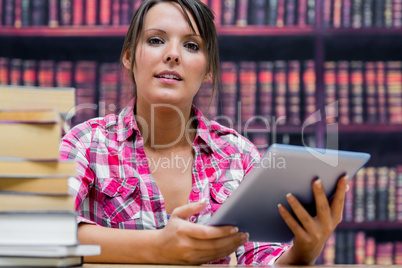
203, 72, 212, 83
122, 50, 131, 70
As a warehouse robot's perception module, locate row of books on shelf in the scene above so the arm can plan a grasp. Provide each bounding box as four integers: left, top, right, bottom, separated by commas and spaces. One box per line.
343, 165, 402, 223
0, 92, 100, 266
1, 57, 401, 128
0, 0, 316, 28
324, 0, 402, 29
318, 230, 402, 265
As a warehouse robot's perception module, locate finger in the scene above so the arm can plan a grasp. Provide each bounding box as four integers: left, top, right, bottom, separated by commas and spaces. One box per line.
171, 200, 207, 220
330, 175, 348, 223
190, 232, 248, 250
177, 220, 239, 240
277, 203, 309, 240
285, 193, 316, 234
312, 179, 332, 225
193, 241, 241, 265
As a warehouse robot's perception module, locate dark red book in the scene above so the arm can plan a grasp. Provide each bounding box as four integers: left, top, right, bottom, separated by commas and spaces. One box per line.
285, 0, 296, 25
274, 60, 287, 125
350, 61, 364, 124
287, 60, 300, 125
210, 0, 222, 26
0, 58, 9, 85
38, 60, 55, 87
22, 60, 37, 87
120, 0, 130, 25
10, 59, 22, 86
303, 60, 316, 123
239, 61, 257, 124
14, 0, 22, 28
324, 61, 336, 124
56, 61, 73, 88
376, 61, 388, 124
364, 62, 377, 124
4, 0, 14, 26
48, 0, 59, 27
0, 0, 3, 26
337, 61, 350, 125
386, 61, 402, 124
222, 0, 235, 25
99, 62, 119, 116
193, 79, 217, 120
111, 0, 119, 25
220, 61, 238, 122
276, 0, 285, 27
100, 0, 111, 25
322, 0, 331, 27
74, 61, 98, 125
236, 0, 248, 26
298, 0, 307, 26
343, 175, 354, 222
393, 0, 402, 27
73, 0, 84, 26
86, 0, 97, 25
60, 0, 72, 25
396, 165, 402, 222
258, 61, 273, 119
342, 0, 351, 28
333, 0, 342, 28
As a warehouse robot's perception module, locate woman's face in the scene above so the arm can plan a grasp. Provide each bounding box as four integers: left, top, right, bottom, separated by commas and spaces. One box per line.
132, 1, 210, 110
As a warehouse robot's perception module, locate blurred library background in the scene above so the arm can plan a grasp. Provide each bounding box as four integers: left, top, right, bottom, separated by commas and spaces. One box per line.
0, 0, 401, 265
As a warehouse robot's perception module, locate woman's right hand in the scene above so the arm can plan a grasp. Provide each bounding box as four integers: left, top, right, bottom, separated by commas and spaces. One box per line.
154, 200, 248, 264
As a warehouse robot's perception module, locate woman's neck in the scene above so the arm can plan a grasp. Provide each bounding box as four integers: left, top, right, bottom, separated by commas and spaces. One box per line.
135, 100, 196, 152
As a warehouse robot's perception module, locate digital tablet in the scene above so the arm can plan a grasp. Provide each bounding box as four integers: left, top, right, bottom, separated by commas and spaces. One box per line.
207, 143, 370, 243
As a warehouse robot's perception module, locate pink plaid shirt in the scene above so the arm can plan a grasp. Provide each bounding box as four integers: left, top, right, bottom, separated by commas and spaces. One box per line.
59, 99, 289, 264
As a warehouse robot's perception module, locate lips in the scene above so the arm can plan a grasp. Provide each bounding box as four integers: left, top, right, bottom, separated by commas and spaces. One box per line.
155, 70, 183, 81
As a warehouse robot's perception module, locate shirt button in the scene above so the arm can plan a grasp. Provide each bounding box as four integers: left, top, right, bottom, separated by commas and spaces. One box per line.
189, 216, 197, 223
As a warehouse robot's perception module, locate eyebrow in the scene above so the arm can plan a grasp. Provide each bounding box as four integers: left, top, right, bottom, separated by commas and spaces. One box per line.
144, 28, 201, 38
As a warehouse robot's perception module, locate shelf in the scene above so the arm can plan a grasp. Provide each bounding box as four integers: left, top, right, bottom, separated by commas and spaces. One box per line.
325, 28, 402, 36
337, 221, 402, 230
336, 125, 402, 133
0, 25, 315, 37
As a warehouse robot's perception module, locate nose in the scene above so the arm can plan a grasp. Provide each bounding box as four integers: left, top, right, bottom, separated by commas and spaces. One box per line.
163, 42, 180, 64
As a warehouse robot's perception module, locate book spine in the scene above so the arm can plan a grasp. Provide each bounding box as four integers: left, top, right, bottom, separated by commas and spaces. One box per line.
86, 0, 97, 25
99, 0, 111, 25
222, 0, 235, 25
345, 230, 355, 264
298, 0, 307, 26
306, 0, 315, 25
377, 167, 389, 221
60, 0, 72, 25
374, 0, 385, 27
385, 0, 393, 28
120, 0, 130, 25
365, 236, 376, 264
239, 61, 257, 124
73, 0, 84, 26
14, 0, 22, 28
337, 61, 350, 125
362, 0, 373, 27
249, 0, 266, 25
335, 231, 346, 264
21, 0, 30, 26
0, 0, 2, 26
386, 61, 402, 124
10, 58, 22, 86
343, 175, 354, 222
111, 0, 119, 25
323, 0, 332, 27
393, 0, 402, 27
388, 168, 397, 221
287, 60, 300, 125
258, 61, 273, 119
22, 59, 37, 87
396, 165, 402, 221
303, 60, 316, 123
38, 60, 55, 87
376, 242, 394, 265
221, 61, 238, 121
48, 0, 59, 27
376, 61, 388, 124
194, 79, 217, 119
31, 0, 47, 26
4, 0, 14, 26
365, 61, 377, 124
285, 0, 296, 26
353, 168, 365, 223
352, 0, 363, 28
274, 60, 287, 125
355, 231, 366, 264
324, 61, 337, 123
0, 58, 9, 85
99, 62, 119, 116
333, 0, 342, 28
267, 0, 278, 26
236, 0, 247, 26
323, 233, 336, 264
56, 61, 73, 88
210, 0, 222, 26
350, 61, 364, 124
74, 61, 98, 125
276, 0, 285, 27
342, 0, 351, 28
365, 167, 376, 221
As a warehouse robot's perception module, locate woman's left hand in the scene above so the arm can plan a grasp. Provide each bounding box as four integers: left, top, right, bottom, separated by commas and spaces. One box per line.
275, 175, 348, 265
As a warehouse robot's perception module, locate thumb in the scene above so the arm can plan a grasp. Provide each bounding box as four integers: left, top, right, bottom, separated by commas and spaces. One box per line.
171, 199, 207, 220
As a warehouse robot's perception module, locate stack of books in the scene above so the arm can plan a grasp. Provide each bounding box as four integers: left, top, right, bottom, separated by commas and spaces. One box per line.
0, 86, 100, 266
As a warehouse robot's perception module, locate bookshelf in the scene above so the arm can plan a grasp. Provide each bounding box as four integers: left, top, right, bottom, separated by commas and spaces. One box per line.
0, 0, 401, 265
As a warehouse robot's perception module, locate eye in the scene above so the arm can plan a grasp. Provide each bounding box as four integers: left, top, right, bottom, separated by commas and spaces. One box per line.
185, 42, 200, 52
147, 37, 164, 45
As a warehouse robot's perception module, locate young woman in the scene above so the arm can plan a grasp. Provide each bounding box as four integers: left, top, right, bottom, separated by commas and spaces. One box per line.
60, 0, 348, 265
